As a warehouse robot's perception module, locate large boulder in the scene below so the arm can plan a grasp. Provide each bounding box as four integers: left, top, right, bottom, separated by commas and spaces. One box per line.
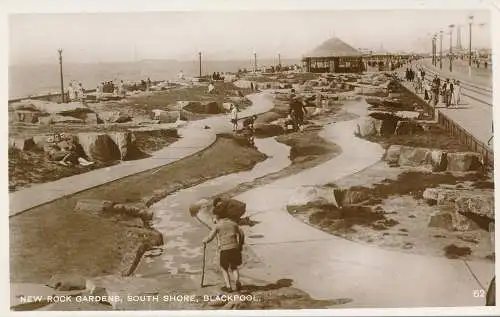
422, 188, 461, 205
12, 110, 40, 123
255, 112, 282, 124
77, 132, 121, 161
429, 150, 447, 172
253, 123, 284, 138
385, 145, 402, 165
46, 273, 87, 291
108, 132, 132, 160
98, 111, 132, 123
394, 120, 424, 135
182, 101, 220, 114
74, 199, 115, 216
428, 208, 479, 232
10, 101, 39, 111
84, 113, 101, 124
49, 115, 84, 124
398, 146, 432, 168
368, 112, 400, 135
446, 152, 482, 172
150, 109, 184, 123
28, 100, 92, 116
455, 194, 494, 220
354, 116, 382, 137
9, 137, 35, 151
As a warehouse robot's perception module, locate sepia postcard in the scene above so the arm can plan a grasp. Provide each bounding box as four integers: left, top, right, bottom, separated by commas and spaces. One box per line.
3, 0, 498, 315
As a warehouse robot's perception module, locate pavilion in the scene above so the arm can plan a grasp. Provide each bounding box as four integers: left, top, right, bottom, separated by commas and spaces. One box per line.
302, 37, 364, 73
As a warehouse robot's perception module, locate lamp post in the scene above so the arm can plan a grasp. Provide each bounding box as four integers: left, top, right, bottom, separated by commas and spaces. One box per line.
278, 52, 281, 67
439, 31, 443, 69
449, 24, 454, 72
58, 49, 65, 103
468, 15, 473, 76
198, 52, 202, 78
253, 51, 257, 74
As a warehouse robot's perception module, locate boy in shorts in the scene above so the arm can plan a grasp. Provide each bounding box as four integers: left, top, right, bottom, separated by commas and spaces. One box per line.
202, 204, 245, 292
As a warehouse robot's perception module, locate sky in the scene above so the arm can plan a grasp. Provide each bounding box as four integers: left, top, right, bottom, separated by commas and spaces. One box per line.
9, 10, 492, 65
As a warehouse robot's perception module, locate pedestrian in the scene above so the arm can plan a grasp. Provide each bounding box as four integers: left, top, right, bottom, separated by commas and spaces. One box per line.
202, 199, 245, 292
230, 104, 238, 131
484, 61, 488, 69
442, 79, 450, 108
250, 82, 254, 91
448, 79, 454, 107
68, 82, 76, 101
455, 80, 462, 105
423, 80, 430, 103
289, 91, 306, 131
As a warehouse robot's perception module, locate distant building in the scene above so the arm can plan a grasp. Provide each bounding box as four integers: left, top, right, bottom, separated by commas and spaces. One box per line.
302, 37, 364, 73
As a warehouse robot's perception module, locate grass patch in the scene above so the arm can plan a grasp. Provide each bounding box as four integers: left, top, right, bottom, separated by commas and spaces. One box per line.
10, 135, 267, 283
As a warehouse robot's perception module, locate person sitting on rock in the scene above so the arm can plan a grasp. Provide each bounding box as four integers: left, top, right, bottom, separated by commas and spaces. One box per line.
208, 82, 216, 94
203, 198, 245, 292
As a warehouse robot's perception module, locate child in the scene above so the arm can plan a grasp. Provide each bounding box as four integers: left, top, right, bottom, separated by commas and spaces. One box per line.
202, 201, 245, 292
230, 105, 239, 131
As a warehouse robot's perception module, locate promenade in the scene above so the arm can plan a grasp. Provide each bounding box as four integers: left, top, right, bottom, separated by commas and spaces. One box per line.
400, 59, 493, 155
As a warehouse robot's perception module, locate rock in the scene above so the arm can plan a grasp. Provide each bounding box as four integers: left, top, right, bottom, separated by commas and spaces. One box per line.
428, 211, 454, 230
458, 233, 480, 244
288, 187, 333, 206
455, 195, 494, 220
253, 123, 283, 138
222, 102, 234, 112
422, 188, 460, 205
428, 208, 479, 232
84, 112, 100, 124
108, 132, 132, 160
112, 202, 147, 217
11, 101, 39, 111
394, 120, 424, 135
398, 146, 432, 168
430, 150, 447, 172
46, 273, 86, 291
12, 110, 40, 123
27, 100, 92, 116
9, 137, 35, 151
74, 199, 115, 215
332, 188, 370, 207
354, 116, 382, 137
77, 132, 121, 161
395, 111, 421, 120
255, 112, 281, 124
98, 111, 132, 123
33, 135, 50, 149
385, 145, 402, 164
446, 152, 482, 171
152, 110, 188, 123
50, 115, 84, 124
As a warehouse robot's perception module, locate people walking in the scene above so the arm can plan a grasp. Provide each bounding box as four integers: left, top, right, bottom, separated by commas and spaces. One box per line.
431, 75, 440, 106
423, 80, 430, 103
202, 200, 245, 292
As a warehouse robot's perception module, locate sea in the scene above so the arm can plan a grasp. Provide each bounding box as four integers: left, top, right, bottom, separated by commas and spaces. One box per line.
8, 58, 300, 99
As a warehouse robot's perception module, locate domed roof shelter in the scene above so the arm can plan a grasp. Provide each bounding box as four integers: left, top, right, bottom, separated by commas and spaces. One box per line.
302, 37, 364, 73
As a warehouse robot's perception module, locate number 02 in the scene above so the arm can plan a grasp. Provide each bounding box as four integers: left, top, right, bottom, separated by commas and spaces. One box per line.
473, 289, 485, 298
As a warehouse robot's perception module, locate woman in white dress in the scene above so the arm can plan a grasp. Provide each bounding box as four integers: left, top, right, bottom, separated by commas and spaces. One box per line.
454, 80, 462, 105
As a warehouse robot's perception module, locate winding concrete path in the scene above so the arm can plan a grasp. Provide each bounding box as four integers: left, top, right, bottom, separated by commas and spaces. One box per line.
134, 98, 493, 308
235, 99, 494, 308
9, 92, 274, 216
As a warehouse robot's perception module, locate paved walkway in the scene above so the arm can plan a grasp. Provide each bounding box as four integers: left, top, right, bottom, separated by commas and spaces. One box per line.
398, 63, 493, 149
9, 92, 275, 216
234, 100, 494, 308
135, 98, 494, 308
420, 58, 492, 89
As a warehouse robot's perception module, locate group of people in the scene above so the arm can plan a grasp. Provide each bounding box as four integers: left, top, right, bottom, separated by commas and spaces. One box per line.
428, 76, 462, 108
404, 66, 462, 108
67, 81, 86, 101
212, 72, 225, 81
